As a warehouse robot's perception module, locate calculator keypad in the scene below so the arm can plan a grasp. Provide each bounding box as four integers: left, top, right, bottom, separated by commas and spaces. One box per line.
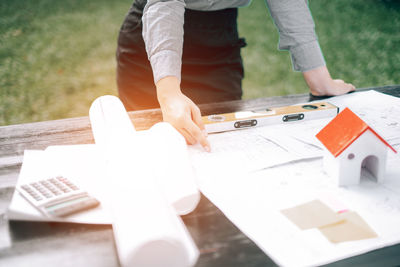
17, 176, 87, 208
17, 176, 100, 217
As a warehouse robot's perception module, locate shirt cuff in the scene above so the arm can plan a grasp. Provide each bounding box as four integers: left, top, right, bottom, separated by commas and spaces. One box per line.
290, 40, 326, 72
149, 50, 182, 84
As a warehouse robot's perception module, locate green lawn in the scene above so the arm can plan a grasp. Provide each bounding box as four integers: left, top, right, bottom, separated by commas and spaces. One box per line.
1, 0, 399, 126
239, 0, 400, 98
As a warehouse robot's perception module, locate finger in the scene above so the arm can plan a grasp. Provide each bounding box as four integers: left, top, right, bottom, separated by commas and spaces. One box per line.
191, 105, 205, 131
178, 128, 197, 145
334, 80, 355, 94
342, 82, 355, 93
333, 79, 345, 84
191, 106, 208, 138
185, 121, 211, 152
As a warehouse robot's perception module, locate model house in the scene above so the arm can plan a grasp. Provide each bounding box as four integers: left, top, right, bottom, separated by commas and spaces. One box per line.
316, 107, 396, 186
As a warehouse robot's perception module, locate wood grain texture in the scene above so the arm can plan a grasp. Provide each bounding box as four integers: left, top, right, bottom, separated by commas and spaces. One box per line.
0, 86, 399, 266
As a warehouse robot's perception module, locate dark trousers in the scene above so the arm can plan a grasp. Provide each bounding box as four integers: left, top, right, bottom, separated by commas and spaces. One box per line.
116, 1, 246, 110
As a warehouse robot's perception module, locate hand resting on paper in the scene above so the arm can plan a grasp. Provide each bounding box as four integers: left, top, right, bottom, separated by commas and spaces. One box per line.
156, 76, 211, 152
303, 66, 356, 97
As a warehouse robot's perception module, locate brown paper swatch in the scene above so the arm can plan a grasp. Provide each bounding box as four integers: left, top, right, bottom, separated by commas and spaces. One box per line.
281, 200, 343, 230
318, 211, 377, 243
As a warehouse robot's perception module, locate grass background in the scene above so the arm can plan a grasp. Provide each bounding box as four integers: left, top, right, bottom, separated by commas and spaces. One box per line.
1, 0, 399, 126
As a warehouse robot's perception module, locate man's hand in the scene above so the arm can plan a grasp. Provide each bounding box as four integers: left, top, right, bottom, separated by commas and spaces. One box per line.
303, 66, 355, 96
156, 76, 210, 152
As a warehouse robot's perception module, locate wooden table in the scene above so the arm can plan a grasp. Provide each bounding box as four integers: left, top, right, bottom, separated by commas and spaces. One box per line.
1, 85, 400, 266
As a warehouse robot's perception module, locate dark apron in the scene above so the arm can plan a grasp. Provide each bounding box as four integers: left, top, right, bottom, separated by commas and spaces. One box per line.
116, 0, 246, 110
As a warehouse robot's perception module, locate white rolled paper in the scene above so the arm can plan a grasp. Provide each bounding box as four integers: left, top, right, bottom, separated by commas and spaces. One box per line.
89, 95, 137, 152
89, 95, 199, 267
146, 122, 200, 215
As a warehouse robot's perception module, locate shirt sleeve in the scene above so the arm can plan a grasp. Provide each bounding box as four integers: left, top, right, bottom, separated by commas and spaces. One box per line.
142, 0, 185, 84
265, 0, 326, 72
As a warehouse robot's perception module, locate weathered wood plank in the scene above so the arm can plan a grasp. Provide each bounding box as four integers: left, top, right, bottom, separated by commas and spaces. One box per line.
0, 167, 20, 189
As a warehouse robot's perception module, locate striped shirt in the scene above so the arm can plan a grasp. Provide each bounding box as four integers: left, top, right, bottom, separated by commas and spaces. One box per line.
143, 0, 325, 83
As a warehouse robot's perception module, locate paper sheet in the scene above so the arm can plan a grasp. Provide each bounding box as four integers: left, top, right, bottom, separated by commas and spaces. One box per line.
281, 200, 343, 230
281, 200, 377, 243
328, 90, 400, 142
192, 151, 400, 266
319, 211, 377, 243
189, 125, 320, 179
294, 90, 400, 149
251, 90, 400, 158
93, 95, 199, 267
7, 147, 113, 224
190, 90, 400, 266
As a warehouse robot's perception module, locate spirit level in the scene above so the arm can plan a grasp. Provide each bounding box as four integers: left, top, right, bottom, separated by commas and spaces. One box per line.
203, 102, 339, 133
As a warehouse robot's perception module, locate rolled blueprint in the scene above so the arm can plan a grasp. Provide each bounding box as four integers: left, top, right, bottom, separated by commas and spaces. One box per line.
89, 95, 200, 214
89, 95, 199, 267
146, 122, 200, 215
89, 95, 136, 153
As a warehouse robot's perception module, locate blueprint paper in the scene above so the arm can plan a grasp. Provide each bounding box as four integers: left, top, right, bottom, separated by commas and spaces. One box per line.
328, 90, 400, 142
191, 151, 400, 266
264, 90, 400, 160
247, 90, 400, 160
189, 123, 320, 176
89, 95, 199, 267
89, 95, 200, 216
146, 123, 200, 216
100, 135, 198, 267
308, 90, 400, 147
189, 90, 400, 266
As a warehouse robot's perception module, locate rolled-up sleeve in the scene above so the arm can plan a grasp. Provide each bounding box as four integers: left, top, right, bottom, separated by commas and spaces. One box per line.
142, 0, 185, 84
265, 0, 326, 72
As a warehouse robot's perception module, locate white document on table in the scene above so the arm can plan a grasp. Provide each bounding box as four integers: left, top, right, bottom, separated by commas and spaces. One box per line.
293, 90, 400, 149
248, 90, 400, 162
7, 145, 113, 224
329, 90, 400, 141
193, 152, 400, 266
189, 121, 324, 178
188, 90, 400, 266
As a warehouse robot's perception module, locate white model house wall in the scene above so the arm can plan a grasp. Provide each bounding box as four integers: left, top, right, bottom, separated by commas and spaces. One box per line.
323, 129, 388, 186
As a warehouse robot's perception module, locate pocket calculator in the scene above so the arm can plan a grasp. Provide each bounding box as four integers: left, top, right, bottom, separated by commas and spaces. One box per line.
17, 176, 100, 217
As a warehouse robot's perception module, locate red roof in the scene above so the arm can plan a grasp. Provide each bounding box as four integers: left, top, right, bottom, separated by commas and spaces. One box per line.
316, 107, 396, 157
